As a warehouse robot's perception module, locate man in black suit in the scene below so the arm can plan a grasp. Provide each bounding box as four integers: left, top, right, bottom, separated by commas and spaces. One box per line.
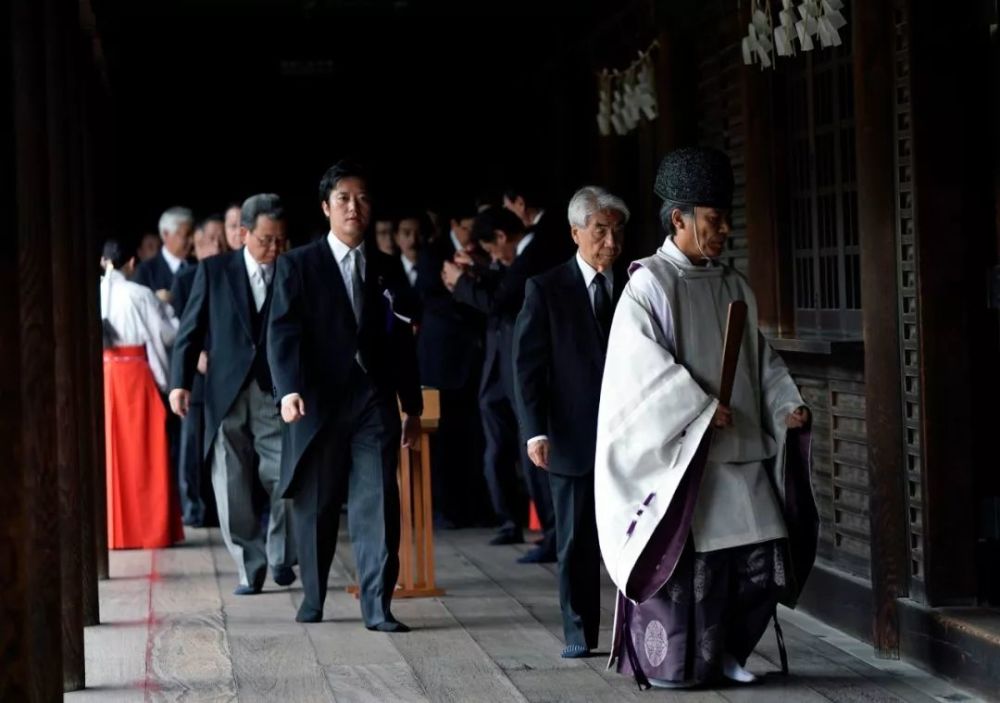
132, 206, 196, 303
512, 186, 629, 658
443, 207, 557, 562
168, 195, 295, 595
268, 161, 422, 628
170, 214, 225, 527
503, 181, 576, 269
415, 204, 489, 529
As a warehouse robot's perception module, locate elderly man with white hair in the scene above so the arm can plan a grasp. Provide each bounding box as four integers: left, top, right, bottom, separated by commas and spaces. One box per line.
512, 185, 629, 658
132, 206, 196, 304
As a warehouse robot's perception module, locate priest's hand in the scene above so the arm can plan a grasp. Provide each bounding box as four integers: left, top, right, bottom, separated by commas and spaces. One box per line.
169, 389, 191, 418
786, 406, 811, 429
281, 393, 306, 423
712, 404, 733, 429
197, 351, 209, 374
442, 261, 464, 291
401, 414, 422, 448
527, 438, 550, 470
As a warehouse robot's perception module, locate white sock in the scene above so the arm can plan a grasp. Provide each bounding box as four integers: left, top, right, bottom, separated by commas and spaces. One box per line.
722, 654, 757, 683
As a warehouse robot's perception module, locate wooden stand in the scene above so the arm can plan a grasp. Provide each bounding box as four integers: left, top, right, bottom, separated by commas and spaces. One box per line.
348, 388, 444, 599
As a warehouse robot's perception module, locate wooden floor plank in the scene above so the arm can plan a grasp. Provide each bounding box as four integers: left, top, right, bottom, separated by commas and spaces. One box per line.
75, 525, 983, 703
147, 531, 237, 702
334, 536, 530, 703
441, 530, 727, 703
209, 533, 334, 703
298, 558, 431, 702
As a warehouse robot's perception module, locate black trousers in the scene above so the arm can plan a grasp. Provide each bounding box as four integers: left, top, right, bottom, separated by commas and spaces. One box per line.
288, 368, 401, 625
432, 384, 490, 527
479, 374, 525, 533
549, 471, 601, 649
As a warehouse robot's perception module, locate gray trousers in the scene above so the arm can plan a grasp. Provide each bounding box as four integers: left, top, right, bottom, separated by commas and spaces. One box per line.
290, 366, 401, 626
213, 381, 294, 587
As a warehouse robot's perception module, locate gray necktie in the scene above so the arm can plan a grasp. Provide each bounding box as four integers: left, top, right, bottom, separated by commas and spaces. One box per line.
350, 248, 364, 324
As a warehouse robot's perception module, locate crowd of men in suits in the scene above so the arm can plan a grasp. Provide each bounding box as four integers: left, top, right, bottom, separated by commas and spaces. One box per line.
122, 161, 627, 652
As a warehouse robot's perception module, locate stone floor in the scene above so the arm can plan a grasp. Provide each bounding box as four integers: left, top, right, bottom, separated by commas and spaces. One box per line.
67, 528, 986, 702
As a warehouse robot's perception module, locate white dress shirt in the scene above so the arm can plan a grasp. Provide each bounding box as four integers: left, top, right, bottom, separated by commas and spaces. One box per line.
160, 246, 183, 275
575, 251, 614, 313
100, 268, 178, 391
515, 232, 535, 258
449, 229, 464, 253
243, 246, 273, 312
401, 254, 418, 287
327, 231, 365, 320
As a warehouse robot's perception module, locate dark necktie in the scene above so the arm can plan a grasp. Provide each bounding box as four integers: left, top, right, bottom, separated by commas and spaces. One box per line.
593, 272, 612, 339
350, 248, 364, 324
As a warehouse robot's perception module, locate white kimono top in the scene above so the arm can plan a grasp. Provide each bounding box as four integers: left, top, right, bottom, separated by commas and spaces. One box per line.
100, 268, 178, 391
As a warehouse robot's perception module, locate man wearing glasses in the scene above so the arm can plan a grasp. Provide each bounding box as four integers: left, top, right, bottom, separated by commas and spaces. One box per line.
168, 193, 296, 595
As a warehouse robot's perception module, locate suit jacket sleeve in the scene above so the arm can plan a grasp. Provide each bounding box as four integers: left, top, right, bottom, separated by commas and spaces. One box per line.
267, 254, 303, 401
512, 278, 550, 440
169, 262, 209, 392
451, 263, 526, 318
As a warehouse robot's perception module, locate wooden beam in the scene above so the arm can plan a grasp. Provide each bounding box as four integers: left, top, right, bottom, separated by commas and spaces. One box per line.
11, 0, 65, 697
852, 0, 908, 657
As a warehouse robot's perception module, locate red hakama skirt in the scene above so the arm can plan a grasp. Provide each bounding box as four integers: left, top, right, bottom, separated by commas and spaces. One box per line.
103, 345, 184, 549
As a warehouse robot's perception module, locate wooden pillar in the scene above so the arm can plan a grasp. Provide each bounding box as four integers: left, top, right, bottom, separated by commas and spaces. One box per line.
82, 75, 110, 582
0, 4, 31, 698
10, 0, 65, 698
908, 0, 992, 605
44, 0, 86, 687
68, 20, 100, 628
852, 0, 909, 657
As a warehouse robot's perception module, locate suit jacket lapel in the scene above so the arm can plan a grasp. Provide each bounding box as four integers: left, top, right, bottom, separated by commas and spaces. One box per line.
224, 250, 253, 340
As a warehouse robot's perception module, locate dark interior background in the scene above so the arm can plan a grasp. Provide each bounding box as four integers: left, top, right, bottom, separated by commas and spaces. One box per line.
92, 0, 660, 247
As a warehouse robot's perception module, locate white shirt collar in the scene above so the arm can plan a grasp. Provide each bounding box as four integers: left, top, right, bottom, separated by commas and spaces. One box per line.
449, 229, 463, 253
161, 246, 183, 273
516, 232, 535, 258
243, 245, 273, 279
400, 254, 417, 275
531, 210, 545, 226
327, 230, 364, 263
575, 250, 613, 290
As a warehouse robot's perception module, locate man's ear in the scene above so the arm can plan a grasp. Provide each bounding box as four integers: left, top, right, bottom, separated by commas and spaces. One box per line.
321, 199, 331, 218
671, 208, 688, 233
239, 226, 250, 245
495, 230, 508, 246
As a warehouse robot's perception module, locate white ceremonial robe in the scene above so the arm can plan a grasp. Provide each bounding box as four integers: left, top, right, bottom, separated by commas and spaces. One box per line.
594, 237, 805, 599
100, 268, 178, 391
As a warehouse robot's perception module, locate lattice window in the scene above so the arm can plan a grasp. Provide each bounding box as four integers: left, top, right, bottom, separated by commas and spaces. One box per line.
892, 0, 925, 603
785, 1, 861, 335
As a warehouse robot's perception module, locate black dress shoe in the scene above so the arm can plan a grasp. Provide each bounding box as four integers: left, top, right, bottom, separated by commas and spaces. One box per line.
233, 583, 262, 595
366, 619, 411, 633
272, 566, 297, 587
295, 604, 323, 623
517, 545, 557, 564
489, 530, 525, 546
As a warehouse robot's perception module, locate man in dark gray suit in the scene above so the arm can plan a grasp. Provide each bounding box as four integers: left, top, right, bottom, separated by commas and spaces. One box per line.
169, 195, 295, 594
513, 186, 629, 658
268, 161, 422, 628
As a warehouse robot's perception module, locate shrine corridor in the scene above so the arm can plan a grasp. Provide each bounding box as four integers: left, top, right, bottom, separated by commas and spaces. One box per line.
67, 528, 981, 702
